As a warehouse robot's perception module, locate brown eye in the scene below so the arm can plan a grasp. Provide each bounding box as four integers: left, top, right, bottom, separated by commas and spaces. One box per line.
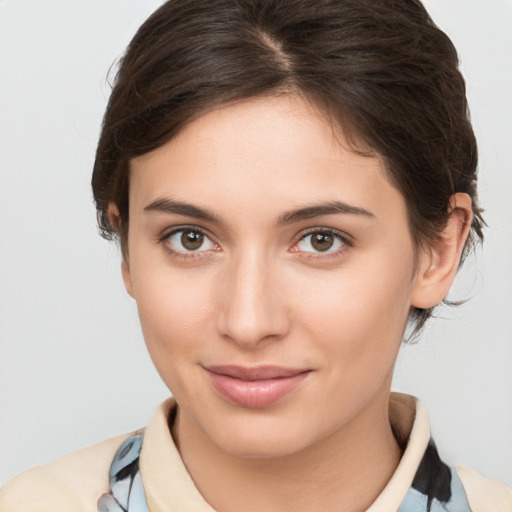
311, 233, 334, 252
181, 230, 203, 250
296, 230, 345, 254
167, 228, 215, 253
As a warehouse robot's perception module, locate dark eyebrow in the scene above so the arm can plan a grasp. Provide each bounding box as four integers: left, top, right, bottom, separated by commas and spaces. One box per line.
277, 201, 374, 225
144, 198, 221, 223
144, 197, 374, 225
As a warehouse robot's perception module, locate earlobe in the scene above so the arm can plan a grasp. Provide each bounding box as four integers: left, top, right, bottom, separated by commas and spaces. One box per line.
411, 193, 472, 309
121, 260, 135, 298
107, 203, 121, 231
107, 202, 134, 298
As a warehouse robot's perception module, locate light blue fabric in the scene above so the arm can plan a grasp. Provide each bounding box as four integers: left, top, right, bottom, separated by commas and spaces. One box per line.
398, 468, 471, 512
97, 435, 149, 512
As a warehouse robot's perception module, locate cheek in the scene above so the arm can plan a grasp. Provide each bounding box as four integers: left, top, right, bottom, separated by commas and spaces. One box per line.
292, 249, 415, 365
133, 272, 218, 399
131, 262, 216, 363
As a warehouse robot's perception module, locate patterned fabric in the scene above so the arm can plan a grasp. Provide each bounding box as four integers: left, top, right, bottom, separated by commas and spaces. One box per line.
399, 439, 471, 511
97, 434, 149, 512
98, 434, 471, 512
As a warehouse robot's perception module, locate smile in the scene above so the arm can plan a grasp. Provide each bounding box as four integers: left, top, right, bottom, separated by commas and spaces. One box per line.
204, 365, 311, 408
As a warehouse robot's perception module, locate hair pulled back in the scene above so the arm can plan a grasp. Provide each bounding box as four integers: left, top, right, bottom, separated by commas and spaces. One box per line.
92, 0, 484, 334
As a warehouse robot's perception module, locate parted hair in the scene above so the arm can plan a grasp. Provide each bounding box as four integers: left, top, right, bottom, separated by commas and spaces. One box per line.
92, 0, 484, 334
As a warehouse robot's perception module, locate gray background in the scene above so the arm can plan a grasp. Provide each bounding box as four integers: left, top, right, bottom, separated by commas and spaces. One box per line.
1, 0, 511, 487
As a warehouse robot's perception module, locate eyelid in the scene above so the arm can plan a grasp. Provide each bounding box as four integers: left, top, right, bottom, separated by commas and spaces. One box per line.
159, 225, 220, 258
296, 227, 354, 245
290, 227, 354, 257
157, 224, 353, 261
159, 224, 212, 242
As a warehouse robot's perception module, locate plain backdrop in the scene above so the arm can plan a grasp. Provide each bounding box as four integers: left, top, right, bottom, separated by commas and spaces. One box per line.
0, 0, 511, 487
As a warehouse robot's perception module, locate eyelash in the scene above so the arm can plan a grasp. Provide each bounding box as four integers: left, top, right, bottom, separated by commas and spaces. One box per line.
158, 226, 353, 261
159, 225, 219, 261
293, 228, 353, 260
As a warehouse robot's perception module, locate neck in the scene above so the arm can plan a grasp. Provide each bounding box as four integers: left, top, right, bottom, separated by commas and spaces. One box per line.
172, 386, 401, 512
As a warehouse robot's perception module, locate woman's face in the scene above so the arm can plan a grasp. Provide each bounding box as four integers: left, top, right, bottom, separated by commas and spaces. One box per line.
123, 95, 422, 458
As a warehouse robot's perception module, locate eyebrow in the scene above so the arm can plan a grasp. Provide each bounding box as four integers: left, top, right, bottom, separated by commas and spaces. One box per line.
144, 198, 221, 223
276, 201, 375, 225
144, 198, 374, 225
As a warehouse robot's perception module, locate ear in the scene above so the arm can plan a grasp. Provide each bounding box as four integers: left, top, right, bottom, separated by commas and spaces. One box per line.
107, 203, 134, 298
411, 193, 472, 309
121, 260, 135, 298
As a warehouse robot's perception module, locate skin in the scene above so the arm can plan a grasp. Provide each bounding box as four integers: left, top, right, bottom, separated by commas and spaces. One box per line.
116, 95, 471, 512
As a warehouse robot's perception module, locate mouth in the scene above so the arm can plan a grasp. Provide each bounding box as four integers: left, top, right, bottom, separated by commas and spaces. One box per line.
204, 365, 312, 408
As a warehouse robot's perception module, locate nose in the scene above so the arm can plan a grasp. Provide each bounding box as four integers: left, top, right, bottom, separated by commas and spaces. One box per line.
216, 249, 289, 349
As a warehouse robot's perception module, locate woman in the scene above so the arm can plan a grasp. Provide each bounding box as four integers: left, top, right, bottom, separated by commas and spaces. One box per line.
1, 0, 510, 510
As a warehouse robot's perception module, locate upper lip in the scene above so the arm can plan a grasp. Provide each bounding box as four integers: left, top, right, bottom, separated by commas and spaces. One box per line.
205, 365, 310, 381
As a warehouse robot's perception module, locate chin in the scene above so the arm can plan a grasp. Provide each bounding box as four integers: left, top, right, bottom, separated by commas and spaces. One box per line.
204, 412, 321, 460
217, 434, 309, 460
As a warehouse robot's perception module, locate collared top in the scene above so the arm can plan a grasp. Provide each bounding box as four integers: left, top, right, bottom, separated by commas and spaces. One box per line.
1, 393, 511, 511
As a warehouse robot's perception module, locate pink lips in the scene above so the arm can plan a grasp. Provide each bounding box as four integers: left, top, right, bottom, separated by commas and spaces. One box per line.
205, 365, 311, 408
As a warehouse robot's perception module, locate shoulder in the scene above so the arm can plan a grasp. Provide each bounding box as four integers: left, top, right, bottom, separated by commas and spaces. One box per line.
456, 465, 512, 512
0, 432, 135, 512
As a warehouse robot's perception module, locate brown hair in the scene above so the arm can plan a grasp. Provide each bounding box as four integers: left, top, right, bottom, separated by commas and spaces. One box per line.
92, 0, 484, 335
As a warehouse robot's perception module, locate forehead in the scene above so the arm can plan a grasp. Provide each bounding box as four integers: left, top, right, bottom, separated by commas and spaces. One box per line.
129, 95, 406, 225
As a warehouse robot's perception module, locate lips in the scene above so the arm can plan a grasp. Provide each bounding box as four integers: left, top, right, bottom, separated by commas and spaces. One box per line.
204, 365, 311, 408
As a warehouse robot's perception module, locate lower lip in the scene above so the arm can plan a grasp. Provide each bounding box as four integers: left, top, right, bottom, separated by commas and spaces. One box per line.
206, 370, 310, 408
